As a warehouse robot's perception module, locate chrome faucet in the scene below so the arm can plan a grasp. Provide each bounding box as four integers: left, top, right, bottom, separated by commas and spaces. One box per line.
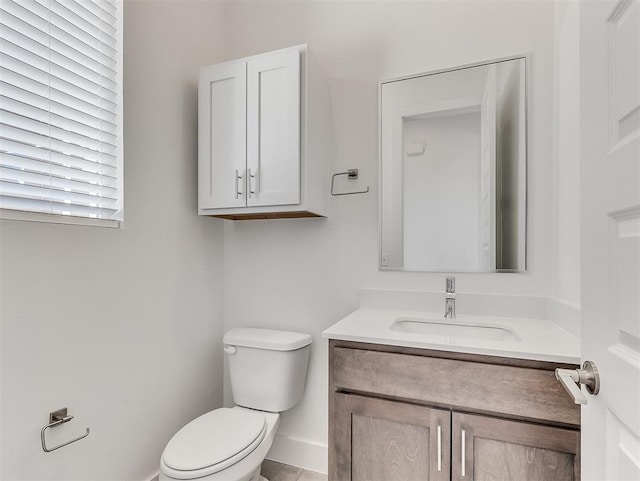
444, 277, 456, 319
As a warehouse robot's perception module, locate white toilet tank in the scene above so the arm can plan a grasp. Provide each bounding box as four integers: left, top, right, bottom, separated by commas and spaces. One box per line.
223, 328, 312, 412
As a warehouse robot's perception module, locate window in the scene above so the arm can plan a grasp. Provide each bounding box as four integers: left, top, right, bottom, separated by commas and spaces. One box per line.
0, 0, 123, 225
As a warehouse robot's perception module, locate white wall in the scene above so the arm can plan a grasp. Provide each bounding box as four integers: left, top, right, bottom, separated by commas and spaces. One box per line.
221, 1, 556, 472
552, 0, 581, 335
0, 2, 226, 479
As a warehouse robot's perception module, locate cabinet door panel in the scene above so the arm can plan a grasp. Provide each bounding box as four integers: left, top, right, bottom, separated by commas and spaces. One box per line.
247, 50, 300, 207
199, 62, 247, 209
452, 412, 580, 481
334, 393, 450, 481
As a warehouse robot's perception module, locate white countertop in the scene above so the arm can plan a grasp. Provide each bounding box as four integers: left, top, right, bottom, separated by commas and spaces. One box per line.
322, 308, 580, 364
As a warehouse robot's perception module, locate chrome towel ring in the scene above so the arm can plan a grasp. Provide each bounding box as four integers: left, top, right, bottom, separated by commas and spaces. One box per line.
330, 169, 370, 196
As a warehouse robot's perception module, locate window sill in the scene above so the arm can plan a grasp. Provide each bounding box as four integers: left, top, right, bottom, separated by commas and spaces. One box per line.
0, 209, 121, 228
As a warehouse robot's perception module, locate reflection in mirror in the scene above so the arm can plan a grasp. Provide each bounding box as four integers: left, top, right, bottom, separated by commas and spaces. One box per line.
380, 57, 527, 272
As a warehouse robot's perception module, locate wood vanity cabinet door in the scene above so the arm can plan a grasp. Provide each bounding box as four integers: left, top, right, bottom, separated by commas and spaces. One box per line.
333, 393, 451, 481
452, 412, 580, 481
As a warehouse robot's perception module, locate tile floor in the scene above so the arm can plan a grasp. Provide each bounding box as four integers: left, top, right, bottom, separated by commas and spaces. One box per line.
260, 460, 327, 481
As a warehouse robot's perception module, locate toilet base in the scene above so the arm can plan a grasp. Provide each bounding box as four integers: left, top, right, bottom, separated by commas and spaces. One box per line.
247, 470, 267, 481
247, 470, 264, 481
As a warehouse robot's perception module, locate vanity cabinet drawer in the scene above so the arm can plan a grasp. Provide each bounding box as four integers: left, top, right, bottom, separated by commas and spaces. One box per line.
331, 345, 580, 427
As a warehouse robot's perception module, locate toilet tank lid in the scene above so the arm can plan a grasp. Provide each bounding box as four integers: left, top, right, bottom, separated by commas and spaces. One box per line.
224, 328, 312, 351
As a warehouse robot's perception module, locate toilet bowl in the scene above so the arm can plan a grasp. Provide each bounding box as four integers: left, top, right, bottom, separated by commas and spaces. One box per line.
159, 328, 312, 481
159, 407, 280, 481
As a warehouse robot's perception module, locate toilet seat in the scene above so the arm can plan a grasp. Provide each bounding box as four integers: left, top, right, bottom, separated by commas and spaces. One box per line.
161, 408, 266, 479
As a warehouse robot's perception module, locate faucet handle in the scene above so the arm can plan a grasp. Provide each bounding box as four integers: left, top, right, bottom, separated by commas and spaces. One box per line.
446, 276, 456, 293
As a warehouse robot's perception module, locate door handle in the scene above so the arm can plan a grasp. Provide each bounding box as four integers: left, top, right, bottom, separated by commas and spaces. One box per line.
555, 360, 600, 404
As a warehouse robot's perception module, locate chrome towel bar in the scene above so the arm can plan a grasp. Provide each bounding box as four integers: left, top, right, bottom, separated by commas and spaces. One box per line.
41, 407, 90, 452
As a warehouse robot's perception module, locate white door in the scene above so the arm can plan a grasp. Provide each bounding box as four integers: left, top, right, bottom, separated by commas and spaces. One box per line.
198, 61, 247, 209
580, 0, 640, 479
246, 49, 300, 207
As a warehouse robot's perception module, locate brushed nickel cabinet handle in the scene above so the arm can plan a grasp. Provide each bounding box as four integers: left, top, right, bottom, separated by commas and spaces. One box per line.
461, 428, 466, 477
235, 169, 243, 199
248, 168, 256, 197
437, 424, 442, 472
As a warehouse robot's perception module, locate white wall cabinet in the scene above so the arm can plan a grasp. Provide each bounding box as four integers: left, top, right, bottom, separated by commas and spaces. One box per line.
198, 45, 329, 219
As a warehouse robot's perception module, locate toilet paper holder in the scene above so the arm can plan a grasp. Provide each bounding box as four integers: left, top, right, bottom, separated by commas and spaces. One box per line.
41, 407, 90, 452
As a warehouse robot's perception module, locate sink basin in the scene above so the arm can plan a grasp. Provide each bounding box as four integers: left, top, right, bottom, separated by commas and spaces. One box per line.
391, 317, 521, 342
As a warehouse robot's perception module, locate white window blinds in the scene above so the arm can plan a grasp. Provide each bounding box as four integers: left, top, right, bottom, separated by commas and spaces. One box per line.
0, 0, 123, 221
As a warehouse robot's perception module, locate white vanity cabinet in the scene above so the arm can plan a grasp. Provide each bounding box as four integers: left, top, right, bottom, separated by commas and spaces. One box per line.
198, 44, 329, 220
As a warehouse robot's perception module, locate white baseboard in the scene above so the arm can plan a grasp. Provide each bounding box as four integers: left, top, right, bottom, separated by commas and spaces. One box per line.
266, 433, 328, 474
147, 474, 159, 481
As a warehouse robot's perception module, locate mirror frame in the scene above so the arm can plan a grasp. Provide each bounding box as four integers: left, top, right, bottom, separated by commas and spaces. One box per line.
378, 54, 530, 273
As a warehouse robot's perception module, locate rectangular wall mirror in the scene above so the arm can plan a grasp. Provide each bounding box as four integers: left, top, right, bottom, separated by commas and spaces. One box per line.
379, 56, 528, 272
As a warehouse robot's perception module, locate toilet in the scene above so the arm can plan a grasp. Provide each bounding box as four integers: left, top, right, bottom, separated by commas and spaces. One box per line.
159, 328, 312, 481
